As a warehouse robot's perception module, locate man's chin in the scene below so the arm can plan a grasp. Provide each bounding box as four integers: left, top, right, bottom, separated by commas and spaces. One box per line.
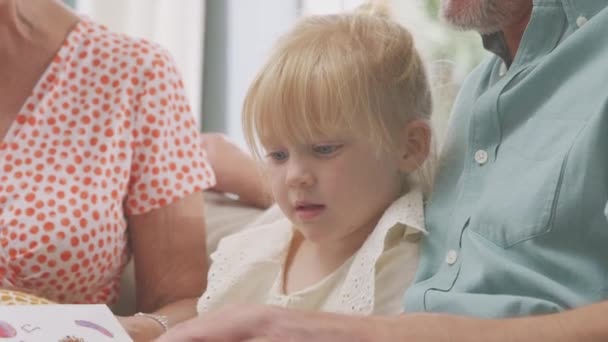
439, 0, 506, 34
441, 15, 502, 34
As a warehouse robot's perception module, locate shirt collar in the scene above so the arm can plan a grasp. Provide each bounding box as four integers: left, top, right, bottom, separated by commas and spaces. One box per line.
561, 0, 608, 28
329, 190, 426, 315
481, 0, 607, 67
375, 189, 427, 237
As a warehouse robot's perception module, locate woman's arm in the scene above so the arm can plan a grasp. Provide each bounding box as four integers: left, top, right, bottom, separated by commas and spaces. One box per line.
120, 191, 208, 341
200, 133, 273, 209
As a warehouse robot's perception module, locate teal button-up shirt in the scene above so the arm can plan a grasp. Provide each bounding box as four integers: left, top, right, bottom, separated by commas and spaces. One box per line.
404, 0, 608, 318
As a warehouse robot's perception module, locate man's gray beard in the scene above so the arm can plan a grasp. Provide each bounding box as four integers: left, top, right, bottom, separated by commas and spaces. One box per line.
440, 0, 516, 34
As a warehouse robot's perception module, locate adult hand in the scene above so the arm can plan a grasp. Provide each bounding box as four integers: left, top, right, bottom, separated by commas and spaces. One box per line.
200, 133, 272, 208
154, 304, 393, 342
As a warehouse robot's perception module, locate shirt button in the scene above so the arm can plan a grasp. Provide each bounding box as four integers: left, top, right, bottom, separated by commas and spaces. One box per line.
474, 149, 488, 165
445, 250, 458, 265
576, 16, 588, 27
499, 62, 507, 77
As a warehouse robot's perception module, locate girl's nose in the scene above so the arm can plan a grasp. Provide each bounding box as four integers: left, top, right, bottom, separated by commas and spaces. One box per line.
285, 159, 315, 188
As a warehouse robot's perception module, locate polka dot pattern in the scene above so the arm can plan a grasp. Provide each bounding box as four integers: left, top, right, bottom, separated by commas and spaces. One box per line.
0, 19, 215, 304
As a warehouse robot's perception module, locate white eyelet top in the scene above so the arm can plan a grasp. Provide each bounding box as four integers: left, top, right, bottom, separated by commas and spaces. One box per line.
197, 190, 426, 315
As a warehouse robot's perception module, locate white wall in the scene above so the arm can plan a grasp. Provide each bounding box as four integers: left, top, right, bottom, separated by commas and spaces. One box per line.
223, 0, 299, 147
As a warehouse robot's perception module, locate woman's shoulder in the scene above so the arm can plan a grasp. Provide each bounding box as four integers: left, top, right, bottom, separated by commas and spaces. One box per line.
72, 17, 176, 73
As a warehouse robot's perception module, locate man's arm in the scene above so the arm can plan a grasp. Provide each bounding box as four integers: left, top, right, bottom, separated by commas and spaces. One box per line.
390, 301, 608, 342
156, 302, 608, 342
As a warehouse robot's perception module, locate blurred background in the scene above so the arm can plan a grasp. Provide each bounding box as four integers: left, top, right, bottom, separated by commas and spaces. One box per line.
65, 0, 487, 148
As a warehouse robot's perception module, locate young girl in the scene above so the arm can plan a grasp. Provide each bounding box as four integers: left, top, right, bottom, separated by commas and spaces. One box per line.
197, 2, 434, 315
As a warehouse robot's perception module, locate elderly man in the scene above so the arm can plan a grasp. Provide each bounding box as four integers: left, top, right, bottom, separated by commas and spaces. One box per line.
158, 0, 608, 340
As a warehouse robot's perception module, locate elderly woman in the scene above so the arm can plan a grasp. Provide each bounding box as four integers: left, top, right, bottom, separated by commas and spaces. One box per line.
0, 0, 216, 340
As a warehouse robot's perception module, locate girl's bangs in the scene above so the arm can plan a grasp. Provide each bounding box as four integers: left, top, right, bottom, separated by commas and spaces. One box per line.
243, 17, 400, 158
245, 52, 366, 157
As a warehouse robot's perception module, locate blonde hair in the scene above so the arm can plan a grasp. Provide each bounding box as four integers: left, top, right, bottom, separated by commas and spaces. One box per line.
243, 1, 435, 193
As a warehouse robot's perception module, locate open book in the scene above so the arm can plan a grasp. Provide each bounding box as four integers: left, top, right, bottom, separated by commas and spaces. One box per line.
0, 304, 132, 341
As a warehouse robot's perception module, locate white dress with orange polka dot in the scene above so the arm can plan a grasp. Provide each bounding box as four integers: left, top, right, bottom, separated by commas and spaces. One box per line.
0, 18, 215, 304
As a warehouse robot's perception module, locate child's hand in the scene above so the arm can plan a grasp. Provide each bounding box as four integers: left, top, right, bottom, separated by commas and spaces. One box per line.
117, 315, 165, 342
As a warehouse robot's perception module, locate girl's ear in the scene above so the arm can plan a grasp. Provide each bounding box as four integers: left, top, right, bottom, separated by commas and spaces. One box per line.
397, 119, 431, 173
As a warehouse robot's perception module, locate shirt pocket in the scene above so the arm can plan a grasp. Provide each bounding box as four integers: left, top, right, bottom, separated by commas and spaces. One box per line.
469, 119, 582, 248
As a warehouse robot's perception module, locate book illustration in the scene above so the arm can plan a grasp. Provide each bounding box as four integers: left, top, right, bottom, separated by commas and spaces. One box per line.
0, 320, 17, 338
0, 304, 132, 341
59, 336, 85, 342
74, 320, 114, 338
21, 324, 41, 333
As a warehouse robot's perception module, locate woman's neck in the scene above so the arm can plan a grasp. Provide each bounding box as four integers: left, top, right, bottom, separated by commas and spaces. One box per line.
0, 0, 78, 116
1, 0, 44, 51
0, 0, 77, 62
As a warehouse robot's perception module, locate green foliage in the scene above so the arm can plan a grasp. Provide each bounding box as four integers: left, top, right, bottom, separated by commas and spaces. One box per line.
420, 0, 486, 78
425, 0, 441, 19
63, 0, 77, 8
414, 0, 487, 138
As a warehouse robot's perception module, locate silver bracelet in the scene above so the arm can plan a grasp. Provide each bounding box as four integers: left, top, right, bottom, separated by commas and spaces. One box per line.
134, 312, 170, 332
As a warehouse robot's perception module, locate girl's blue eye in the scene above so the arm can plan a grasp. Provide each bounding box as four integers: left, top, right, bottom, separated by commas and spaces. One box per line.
313, 144, 342, 155
267, 150, 288, 162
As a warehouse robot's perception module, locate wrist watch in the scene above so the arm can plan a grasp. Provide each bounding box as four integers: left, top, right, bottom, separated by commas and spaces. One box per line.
134, 312, 170, 332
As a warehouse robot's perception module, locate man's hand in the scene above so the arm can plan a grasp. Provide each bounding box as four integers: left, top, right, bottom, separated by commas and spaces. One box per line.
153, 304, 393, 342
156, 303, 569, 342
